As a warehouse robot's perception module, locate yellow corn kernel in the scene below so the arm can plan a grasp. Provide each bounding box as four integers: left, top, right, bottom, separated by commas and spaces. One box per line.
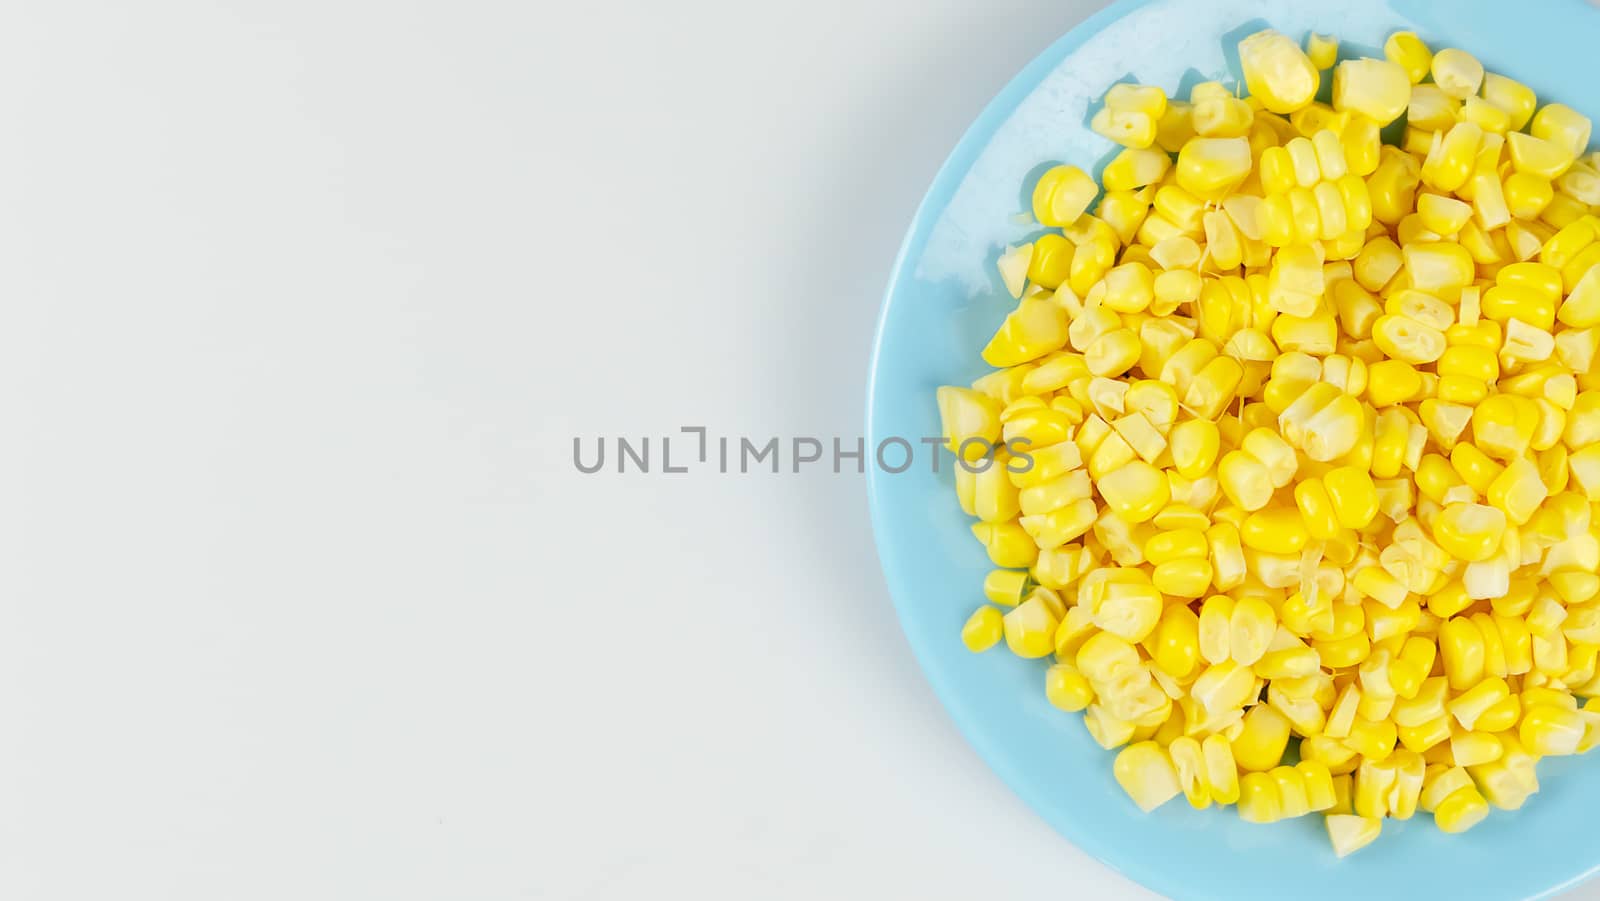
1373, 407, 1417, 478
1421, 764, 1474, 812
1562, 264, 1600, 328
1084, 702, 1137, 749
1032, 164, 1098, 227
983, 298, 1072, 368
1191, 82, 1254, 139
1270, 765, 1312, 818
1450, 445, 1504, 499
1422, 122, 1484, 193
1325, 814, 1381, 856
996, 242, 1034, 299
1331, 57, 1409, 125
1338, 116, 1381, 179
1031, 545, 1088, 591
1113, 741, 1181, 811
1207, 523, 1246, 592
1200, 734, 1241, 804
937, 386, 1002, 462
1439, 617, 1486, 690
1346, 716, 1398, 761
1143, 528, 1206, 566
1098, 190, 1149, 245
1173, 136, 1250, 201
1409, 243, 1474, 305
1384, 31, 1432, 83
1531, 103, 1593, 158
1448, 676, 1512, 732
1102, 148, 1172, 192
1184, 355, 1245, 420
1430, 48, 1483, 99
1085, 327, 1142, 377
1167, 418, 1219, 481
1104, 83, 1167, 119
1241, 506, 1310, 555
1287, 187, 1322, 243
1305, 32, 1338, 70
1045, 662, 1095, 711
1197, 593, 1235, 666
1192, 660, 1259, 722
1217, 451, 1272, 512
1240, 29, 1320, 114
1001, 594, 1059, 658
1097, 460, 1169, 523
1356, 360, 1420, 409
1521, 703, 1585, 756
1373, 147, 1424, 227
1100, 265, 1154, 318
1025, 234, 1073, 290
1324, 465, 1378, 529
1472, 393, 1540, 460
1284, 135, 1321, 186
1353, 235, 1404, 292
1483, 72, 1537, 131
1289, 479, 1337, 541
962, 606, 1004, 652
1152, 557, 1213, 599
1092, 578, 1163, 643
1432, 503, 1508, 563
1237, 771, 1283, 823
1229, 596, 1278, 667
1018, 499, 1098, 551
1197, 211, 1242, 273
1417, 193, 1472, 236
1461, 96, 1512, 135
1434, 785, 1491, 833
1234, 703, 1292, 772
1387, 289, 1454, 332
1509, 131, 1576, 180
1093, 107, 1158, 149
1151, 605, 1202, 682
1354, 566, 1408, 609
982, 569, 1031, 607
1372, 314, 1446, 364
1407, 85, 1459, 134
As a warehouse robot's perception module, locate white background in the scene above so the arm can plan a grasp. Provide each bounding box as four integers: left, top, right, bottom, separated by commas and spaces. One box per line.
1, 0, 1596, 899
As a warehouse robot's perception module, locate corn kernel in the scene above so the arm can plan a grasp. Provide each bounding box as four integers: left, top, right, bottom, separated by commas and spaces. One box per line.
1234, 703, 1292, 771
1305, 32, 1338, 70
1509, 131, 1576, 180
1177, 137, 1253, 200
1002, 594, 1060, 658
1113, 741, 1182, 811
1033, 165, 1098, 227
982, 569, 1031, 606
1483, 72, 1537, 131
1531, 104, 1592, 158
1521, 703, 1584, 756
1240, 30, 1320, 114
1384, 31, 1432, 84
1102, 148, 1172, 192
1430, 48, 1483, 99
1331, 58, 1408, 125
1325, 814, 1381, 856
1046, 662, 1095, 711
962, 606, 1004, 651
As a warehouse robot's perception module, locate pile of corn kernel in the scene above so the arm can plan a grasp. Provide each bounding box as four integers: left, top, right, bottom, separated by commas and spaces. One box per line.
941, 27, 1600, 856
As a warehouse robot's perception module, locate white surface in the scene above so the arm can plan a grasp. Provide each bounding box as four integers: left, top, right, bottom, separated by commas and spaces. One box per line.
0, 1, 1596, 899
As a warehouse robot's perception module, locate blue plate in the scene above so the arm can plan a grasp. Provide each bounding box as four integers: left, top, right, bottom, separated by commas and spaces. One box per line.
866, 1, 1600, 898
